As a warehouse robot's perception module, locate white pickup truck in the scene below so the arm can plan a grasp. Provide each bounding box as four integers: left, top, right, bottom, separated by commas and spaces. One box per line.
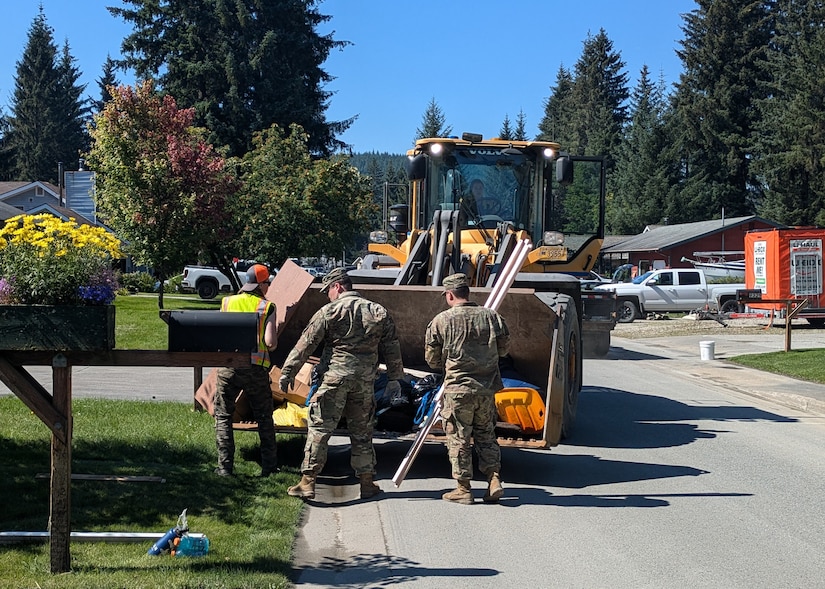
594, 268, 745, 322
180, 265, 244, 299
181, 260, 277, 299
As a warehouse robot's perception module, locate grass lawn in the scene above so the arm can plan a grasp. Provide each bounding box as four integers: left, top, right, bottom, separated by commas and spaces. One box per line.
0, 293, 306, 587
729, 348, 825, 384
114, 293, 222, 350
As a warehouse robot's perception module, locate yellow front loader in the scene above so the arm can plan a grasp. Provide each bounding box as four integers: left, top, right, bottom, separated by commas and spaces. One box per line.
270, 134, 614, 446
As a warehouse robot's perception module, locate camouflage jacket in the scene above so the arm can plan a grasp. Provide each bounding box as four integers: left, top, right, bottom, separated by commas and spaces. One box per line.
281, 290, 404, 383
424, 302, 510, 395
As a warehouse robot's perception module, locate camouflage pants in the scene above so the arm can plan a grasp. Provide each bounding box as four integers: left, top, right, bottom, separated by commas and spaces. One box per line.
441, 392, 501, 480
214, 365, 277, 472
301, 375, 376, 476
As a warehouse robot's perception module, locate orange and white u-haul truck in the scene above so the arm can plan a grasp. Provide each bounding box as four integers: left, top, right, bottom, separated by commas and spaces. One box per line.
745, 227, 825, 326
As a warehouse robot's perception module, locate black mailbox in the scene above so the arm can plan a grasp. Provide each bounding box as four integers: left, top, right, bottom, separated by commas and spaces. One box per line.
160, 310, 258, 352
736, 289, 763, 301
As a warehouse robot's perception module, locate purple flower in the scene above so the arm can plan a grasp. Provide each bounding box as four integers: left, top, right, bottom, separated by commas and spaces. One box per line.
77, 267, 120, 305
0, 276, 16, 304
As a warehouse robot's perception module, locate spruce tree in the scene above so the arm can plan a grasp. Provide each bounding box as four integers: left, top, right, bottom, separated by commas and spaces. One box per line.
499, 114, 514, 140
8, 10, 62, 182
111, 0, 352, 157
665, 0, 772, 223
415, 98, 452, 141
94, 55, 120, 113
6, 10, 89, 182
569, 29, 629, 158
753, 0, 825, 226
609, 67, 671, 234
0, 111, 11, 181
514, 109, 528, 141
538, 65, 575, 147
55, 41, 90, 169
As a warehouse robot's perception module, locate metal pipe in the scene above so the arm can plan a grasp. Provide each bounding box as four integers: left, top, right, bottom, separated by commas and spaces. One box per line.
484, 240, 523, 307
488, 239, 531, 310
392, 238, 531, 487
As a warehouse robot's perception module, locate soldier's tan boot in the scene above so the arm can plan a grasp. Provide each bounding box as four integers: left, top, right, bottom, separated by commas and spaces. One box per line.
287, 474, 316, 499
442, 479, 473, 504
359, 473, 382, 499
483, 472, 504, 503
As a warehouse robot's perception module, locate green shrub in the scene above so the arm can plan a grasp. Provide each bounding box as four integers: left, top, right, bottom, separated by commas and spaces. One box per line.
120, 271, 157, 293
163, 273, 182, 293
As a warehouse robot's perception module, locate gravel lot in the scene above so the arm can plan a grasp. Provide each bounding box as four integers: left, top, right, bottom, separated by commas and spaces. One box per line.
613, 314, 816, 339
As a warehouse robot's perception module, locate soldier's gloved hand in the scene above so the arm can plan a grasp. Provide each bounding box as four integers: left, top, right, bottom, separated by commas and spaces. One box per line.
385, 379, 402, 398
279, 375, 294, 393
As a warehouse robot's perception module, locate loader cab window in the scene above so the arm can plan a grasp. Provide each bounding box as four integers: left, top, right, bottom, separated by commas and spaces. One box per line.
545, 156, 605, 255
422, 148, 535, 232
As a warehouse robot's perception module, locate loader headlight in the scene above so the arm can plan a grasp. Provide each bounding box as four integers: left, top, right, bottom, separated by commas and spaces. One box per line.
370, 230, 389, 244
543, 231, 564, 246
429, 143, 444, 156
542, 147, 556, 159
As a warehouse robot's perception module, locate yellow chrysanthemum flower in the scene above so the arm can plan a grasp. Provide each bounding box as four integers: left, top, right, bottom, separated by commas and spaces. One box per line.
0, 213, 123, 305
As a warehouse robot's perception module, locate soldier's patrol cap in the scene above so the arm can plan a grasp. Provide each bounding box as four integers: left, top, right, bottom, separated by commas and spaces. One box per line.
320, 267, 349, 293
442, 273, 469, 294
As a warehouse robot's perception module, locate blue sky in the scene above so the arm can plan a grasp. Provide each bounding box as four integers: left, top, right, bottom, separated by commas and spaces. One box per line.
1, 0, 697, 154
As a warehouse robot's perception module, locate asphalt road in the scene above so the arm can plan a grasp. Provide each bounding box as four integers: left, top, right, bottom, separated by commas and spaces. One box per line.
0, 365, 205, 403
291, 332, 825, 588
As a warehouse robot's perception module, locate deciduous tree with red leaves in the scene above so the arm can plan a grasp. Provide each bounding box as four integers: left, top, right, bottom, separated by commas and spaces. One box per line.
86, 80, 240, 307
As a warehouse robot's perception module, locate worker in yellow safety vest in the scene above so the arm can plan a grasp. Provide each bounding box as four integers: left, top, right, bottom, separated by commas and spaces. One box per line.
214, 264, 278, 477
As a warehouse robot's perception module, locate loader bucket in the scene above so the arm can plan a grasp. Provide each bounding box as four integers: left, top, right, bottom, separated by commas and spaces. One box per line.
269, 282, 569, 446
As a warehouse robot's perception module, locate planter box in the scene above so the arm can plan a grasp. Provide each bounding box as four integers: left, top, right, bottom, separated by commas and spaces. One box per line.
0, 305, 115, 351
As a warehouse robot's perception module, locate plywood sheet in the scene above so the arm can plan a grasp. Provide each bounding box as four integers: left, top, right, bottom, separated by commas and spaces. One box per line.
266, 260, 316, 337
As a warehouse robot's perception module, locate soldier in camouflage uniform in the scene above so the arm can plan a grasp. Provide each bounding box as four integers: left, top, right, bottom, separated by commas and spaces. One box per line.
279, 267, 404, 500
214, 264, 278, 477
425, 272, 510, 504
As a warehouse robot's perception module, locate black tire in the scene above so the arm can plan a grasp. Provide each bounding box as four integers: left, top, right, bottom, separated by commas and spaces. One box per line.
544, 292, 582, 442
720, 299, 743, 314
560, 298, 582, 439
197, 279, 219, 299
617, 299, 640, 323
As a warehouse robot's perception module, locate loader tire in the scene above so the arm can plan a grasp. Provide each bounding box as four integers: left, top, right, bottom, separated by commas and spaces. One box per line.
545, 292, 582, 442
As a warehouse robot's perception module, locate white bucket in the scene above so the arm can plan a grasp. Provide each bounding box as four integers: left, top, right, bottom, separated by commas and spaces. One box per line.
699, 340, 715, 361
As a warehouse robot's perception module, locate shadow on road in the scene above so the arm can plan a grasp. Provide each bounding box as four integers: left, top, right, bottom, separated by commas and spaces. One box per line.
606, 347, 668, 361
309, 433, 705, 500
293, 382, 794, 501
501, 448, 708, 490
495, 490, 751, 508
565, 385, 796, 450
304, 445, 744, 507
294, 553, 498, 588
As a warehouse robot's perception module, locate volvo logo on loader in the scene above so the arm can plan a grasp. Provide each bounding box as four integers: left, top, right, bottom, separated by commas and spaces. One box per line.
468, 148, 506, 156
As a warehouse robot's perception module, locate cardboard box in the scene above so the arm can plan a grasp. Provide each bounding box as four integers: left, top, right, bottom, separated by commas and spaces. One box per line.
194, 368, 249, 422
270, 362, 315, 406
